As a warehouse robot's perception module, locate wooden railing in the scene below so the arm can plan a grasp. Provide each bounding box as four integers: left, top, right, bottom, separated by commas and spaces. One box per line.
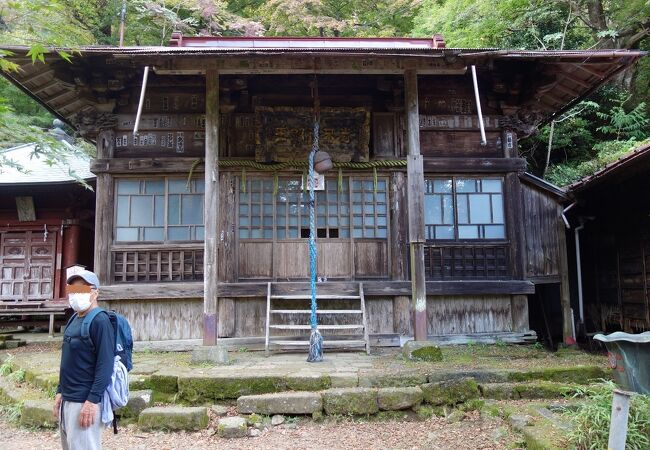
424, 243, 510, 280
111, 245, 204, 283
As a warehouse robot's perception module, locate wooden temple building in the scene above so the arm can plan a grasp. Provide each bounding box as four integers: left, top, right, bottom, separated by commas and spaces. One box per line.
0, 143, 95, 334
1, 35, 644, 348
566, 142, 650, 336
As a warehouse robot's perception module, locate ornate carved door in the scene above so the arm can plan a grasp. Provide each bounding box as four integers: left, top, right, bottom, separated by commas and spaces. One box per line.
0, 230, 56, 301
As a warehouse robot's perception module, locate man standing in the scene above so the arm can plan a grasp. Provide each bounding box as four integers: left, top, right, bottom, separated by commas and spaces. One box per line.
53, 270, 114, 450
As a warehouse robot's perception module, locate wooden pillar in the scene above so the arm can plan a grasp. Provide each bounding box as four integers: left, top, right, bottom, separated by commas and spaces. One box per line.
60, 220, 80, 298
557, 217, 575, 345
404, 69, 427, 341
217, 172, 236, 338
390, 172, 412, 335
203, 69, 220, 346
93, 130, 115, 285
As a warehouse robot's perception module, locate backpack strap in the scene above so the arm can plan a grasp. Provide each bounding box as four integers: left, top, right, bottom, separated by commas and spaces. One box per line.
64, 313, 78, 332
80, 307, 106, 343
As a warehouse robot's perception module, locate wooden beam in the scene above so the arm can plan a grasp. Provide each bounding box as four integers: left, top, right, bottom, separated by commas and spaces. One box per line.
90, 157, 506, 175
93, 131, 115, 285
557, 69, 592, 89
422, 157, 527, 173
91, 157, 205, 174
99, 279, 535, 301
404, 69, 427, 341
31, 78, 60, 95
203, 68, 220, 346
146, 55, 468, 76
572, 63, 606, 79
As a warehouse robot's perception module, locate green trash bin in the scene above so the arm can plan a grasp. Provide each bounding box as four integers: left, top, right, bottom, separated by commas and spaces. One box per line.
593, 331, 650, 395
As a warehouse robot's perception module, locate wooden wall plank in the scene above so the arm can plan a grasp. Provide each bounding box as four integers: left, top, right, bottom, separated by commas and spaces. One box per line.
239, 242, 273, 279
101, 298, 202, 341
427, 295, 512, 335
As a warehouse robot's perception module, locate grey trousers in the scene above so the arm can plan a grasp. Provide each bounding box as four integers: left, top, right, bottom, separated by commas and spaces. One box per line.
60, 401, 103, 450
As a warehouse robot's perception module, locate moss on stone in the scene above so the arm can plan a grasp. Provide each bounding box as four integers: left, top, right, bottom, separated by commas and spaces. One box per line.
377, 387, 423, 410
178, 375, 287, 402
138, 406, 209, 431
148, 374, 178, 394
507, 366, 610, 385
285, 374, 331, 391
413, 405, 446, 420
129, 376, 151, 391
480, 382, 576, 400
421, 378, 479, 406
322, 388, 379, 416
359, 372, 427, 388
410, 346, 443, 362
514, 382, 574, 399
520, 418, 569, 450
20, 399, 57, 429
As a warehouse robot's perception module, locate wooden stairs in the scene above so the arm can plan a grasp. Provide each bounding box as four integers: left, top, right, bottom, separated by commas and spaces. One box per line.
265, 282, 370, 355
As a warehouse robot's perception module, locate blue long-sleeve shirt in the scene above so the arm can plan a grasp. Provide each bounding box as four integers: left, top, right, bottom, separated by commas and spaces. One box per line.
58, 310, 115, 404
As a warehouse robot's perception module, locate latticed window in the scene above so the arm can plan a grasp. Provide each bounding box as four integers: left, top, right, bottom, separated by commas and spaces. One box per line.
238, 176, 388, 240
424, 177, 505, 240
115, 178, 204, 242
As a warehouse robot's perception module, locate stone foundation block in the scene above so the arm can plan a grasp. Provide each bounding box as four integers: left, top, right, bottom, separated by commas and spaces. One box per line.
178, 374, 287, 402
138, 406, 209, 431
377, 387, 424, 410
119, 390, 153, 419
238, 392, 322, 415
191, 346, 229, 365
20, 399, 57, 429
217, 416, 247, 438
421, 377, 479, 405
359, 371, 427, 388
322, 388, 378, 415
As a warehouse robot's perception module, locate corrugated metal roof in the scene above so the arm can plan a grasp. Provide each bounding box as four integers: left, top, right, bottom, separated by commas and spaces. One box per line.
0, 143, 95, 185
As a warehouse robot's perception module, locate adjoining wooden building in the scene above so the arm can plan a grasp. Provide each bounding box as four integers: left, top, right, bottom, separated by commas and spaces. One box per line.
1, 36, 643, 347
0, 143, 95, 333
566, 142, 650, 336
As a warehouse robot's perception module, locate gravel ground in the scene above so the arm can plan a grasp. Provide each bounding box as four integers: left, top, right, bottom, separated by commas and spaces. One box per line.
0, 411, 520, 450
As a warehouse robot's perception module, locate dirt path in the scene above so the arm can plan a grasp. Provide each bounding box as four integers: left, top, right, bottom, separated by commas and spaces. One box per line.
0, 411, 519, 450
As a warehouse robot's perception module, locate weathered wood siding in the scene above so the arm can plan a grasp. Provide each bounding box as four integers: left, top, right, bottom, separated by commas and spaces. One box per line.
427, 295, 513, 334
521, 183, 562, 279
101, 299, 203, 341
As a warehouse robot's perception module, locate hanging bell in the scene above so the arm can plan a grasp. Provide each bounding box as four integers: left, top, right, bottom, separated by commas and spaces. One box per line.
314, 151, 333, 173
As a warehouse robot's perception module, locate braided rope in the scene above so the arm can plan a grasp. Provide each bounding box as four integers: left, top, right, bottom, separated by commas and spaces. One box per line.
214, 158, 407, 170
309, 121, 319, 331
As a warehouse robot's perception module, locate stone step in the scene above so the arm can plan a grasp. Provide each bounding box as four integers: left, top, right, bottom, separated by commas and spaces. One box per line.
377, 387, 424, 411
479, 381, 576, 400
322, 388, 379, 415
118, 389, 153, 419
238, 392, 322, 415
20, 399, 57, 429
0, 334, 14, 342
138, 406, 209, 431
3, 340, 26, 349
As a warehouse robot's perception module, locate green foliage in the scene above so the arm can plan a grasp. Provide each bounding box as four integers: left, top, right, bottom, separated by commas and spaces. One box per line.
545, 138, 648, 186
0, 402, 23, 423
597, 98, 649, 140
0, 355, 15, 376
412, 0, 591, 49
565, 381, 650, 450
7, 369, 25, 383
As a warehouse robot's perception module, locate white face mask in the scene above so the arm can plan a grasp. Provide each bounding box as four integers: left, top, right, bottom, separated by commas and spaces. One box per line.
69, 293, 92, 312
